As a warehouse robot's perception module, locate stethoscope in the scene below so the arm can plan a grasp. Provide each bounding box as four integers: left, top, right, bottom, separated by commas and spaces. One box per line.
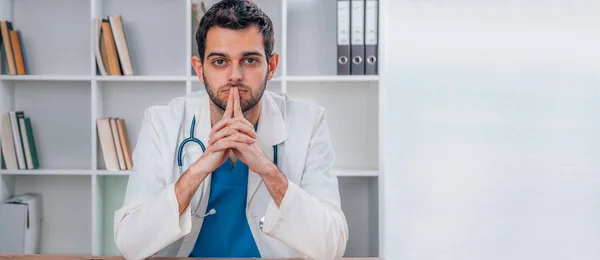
177, 115, 278, 218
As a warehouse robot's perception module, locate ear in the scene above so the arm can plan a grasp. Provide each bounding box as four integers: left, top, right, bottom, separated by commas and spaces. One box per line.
191, 56, 205, 84
266, 52, 279, 81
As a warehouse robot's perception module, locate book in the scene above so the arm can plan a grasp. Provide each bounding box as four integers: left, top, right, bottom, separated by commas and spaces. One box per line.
16, 30, 29, 74
101, 19, 122, 76
110, 118, 126, 170
116, 119, 133, 170
97, 117, 119, 170
0, 112, 18, 170
19, 117, 39, 169
9, 111, 27, 169
95, 17, 108, 76
109, 16, 134, 76
0, 21, 16, 75
10, 30, 27, 75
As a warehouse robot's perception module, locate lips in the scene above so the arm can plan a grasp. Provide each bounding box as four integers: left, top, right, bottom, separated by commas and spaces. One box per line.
222, 87, 248, 93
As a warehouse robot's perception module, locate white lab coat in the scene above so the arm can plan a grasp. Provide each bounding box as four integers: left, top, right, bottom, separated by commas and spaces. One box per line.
113, 90, 348, 260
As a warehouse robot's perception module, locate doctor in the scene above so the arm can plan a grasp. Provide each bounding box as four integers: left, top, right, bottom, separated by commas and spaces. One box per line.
113, 0, 348, 259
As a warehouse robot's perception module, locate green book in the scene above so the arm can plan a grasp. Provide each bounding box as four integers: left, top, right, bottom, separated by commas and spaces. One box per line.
23, 117, 39, 169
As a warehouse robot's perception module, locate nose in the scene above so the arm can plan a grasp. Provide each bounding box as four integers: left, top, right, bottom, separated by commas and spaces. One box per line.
228, 63, 243, 82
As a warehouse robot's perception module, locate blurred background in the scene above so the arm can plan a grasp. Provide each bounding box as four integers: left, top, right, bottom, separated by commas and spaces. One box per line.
0, 0, 598, 259
381, 1, 600, 260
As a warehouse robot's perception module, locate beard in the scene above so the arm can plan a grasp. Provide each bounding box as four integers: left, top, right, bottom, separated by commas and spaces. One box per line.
204, 72, 268, 113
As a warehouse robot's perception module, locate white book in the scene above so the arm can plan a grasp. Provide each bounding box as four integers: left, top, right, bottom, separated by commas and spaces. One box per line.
0, 113, 18, 170
109, 16, 134, 76
97, 118, 119, 171
9, 111, 26, 169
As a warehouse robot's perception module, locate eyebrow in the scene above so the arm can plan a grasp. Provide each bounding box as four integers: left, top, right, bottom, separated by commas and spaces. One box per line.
206, 52, 227, 59
206, 51, 264, 59
242, 51, 264, 58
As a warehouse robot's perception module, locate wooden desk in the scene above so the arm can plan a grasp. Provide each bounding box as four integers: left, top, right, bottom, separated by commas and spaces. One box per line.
0, 255, 381, 260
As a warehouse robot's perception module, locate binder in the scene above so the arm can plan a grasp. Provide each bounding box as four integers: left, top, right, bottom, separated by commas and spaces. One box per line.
365, 0, 378, 75
350, 0, 365, 75
337, 0, 351, 75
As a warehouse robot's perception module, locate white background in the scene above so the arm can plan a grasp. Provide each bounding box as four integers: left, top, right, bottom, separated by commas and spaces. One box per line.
380, 0, 600, 259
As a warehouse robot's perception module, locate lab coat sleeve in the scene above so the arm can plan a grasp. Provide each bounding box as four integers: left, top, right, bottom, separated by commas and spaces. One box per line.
262, 108, 349, 260
113, 108, 192, 260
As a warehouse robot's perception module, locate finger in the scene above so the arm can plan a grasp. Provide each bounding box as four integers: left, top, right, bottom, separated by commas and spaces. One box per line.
233, 87, 242, 118
209, 122, 257, 145
210, 135, 252, 152
237, 117, 254, 129
209, 127, 233, 146
218, 132, 255, 145
235, 121, 257, 138
209, 117, 255, 139
223, 86, 235, 118
209, 118, 234, 137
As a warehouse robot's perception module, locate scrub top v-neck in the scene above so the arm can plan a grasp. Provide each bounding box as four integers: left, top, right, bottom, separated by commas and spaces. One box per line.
189, 158, 261, 258
189, 124, 261, 258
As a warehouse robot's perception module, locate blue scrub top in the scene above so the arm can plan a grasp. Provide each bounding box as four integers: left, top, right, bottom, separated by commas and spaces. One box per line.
189, 158, 261, 258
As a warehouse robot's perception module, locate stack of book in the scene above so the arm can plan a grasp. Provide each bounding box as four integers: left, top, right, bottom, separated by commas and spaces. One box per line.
96, 117, 132, 171
0, 111, 39, 170
95, 16, 134, 76
0, 20, 29, 75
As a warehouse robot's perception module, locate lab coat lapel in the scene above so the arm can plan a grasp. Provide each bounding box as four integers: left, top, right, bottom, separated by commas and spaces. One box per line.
177, 93, 212, 257
247, 92, 288, 205
183, 94, 211, 148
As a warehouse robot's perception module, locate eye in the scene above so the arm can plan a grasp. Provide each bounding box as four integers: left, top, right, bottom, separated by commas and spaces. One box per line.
244, 58, 258, 65
212, 59, 226, 67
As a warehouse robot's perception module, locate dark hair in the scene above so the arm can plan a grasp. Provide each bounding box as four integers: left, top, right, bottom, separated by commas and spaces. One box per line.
196, 0, 275, 62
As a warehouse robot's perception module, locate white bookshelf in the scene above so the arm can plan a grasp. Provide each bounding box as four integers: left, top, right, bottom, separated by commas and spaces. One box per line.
0, 0, 383, 258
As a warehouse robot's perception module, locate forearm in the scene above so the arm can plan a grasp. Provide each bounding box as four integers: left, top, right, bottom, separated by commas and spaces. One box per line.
261, 163, 288, 207
175, 165, 210, 215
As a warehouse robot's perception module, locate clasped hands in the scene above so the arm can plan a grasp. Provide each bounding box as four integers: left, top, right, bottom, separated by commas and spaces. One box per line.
190, 87, 274, 177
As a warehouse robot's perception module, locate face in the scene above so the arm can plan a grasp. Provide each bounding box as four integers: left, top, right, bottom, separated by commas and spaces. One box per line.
192, 25, 279, 112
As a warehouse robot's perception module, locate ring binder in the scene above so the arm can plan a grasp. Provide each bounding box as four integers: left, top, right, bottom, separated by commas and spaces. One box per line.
350, 0, 365, 75
337, 0, 351, 75
365, 0, 378, 75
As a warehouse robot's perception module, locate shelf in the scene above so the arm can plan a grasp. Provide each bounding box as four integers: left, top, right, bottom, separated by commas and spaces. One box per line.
334, 169, 379, 177
0, 169, 377, 177
188, 76, 283, 83
0, 75, 374, 83
0, 75, 92, 81
0, 169, 94, 175
94, 75, 189, 82
0, 75, 192, 82
286, 75, 379, 83
96, 170, 131, 176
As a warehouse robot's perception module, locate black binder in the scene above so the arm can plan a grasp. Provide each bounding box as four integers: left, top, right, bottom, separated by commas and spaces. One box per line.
350, 0, 365, 75
337, 0, 351, 75
365, 0, 378, 75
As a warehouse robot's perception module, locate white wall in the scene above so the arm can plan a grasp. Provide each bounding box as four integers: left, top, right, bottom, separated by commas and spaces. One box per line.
380, 1, 600, 259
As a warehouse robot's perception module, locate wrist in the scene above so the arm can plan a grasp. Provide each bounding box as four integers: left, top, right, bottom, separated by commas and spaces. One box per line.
188, 163, 210, 179
261, 162, 280, 178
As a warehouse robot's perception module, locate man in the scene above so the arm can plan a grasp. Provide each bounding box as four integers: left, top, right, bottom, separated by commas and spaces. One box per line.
113, 0, 348, 259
